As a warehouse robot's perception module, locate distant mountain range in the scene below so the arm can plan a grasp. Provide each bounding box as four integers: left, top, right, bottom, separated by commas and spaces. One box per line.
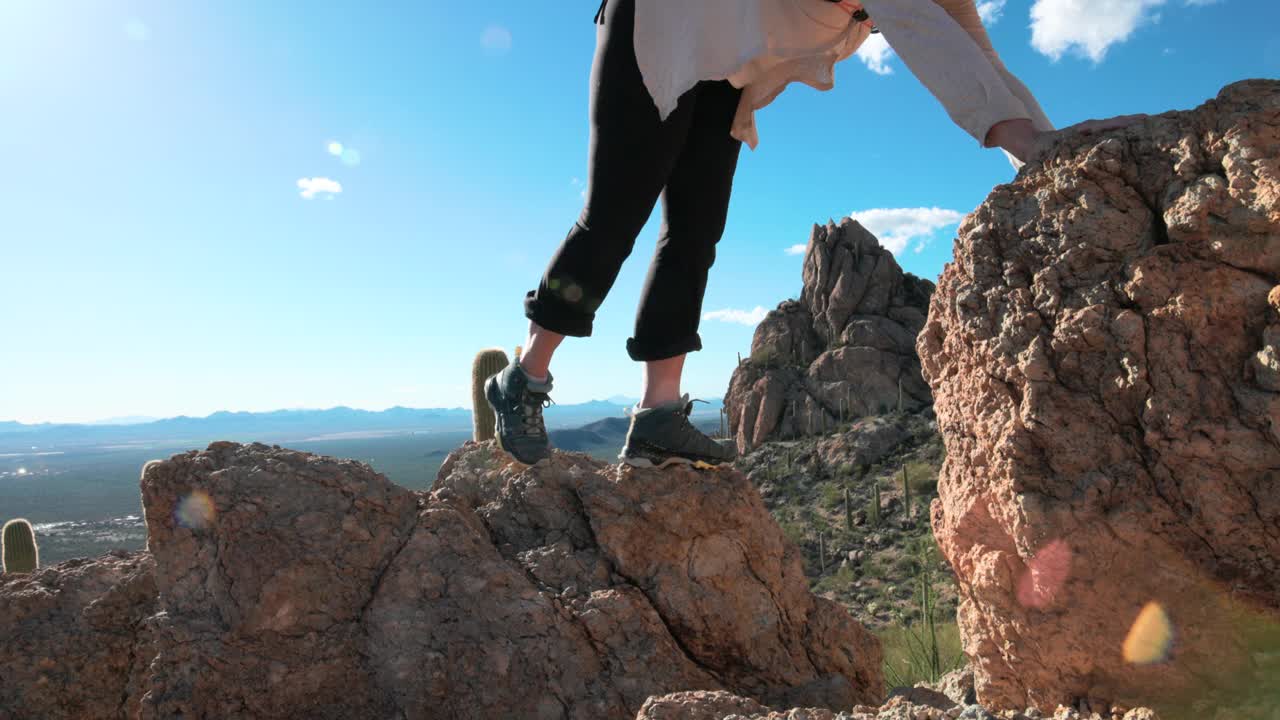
0, 398, 723, 454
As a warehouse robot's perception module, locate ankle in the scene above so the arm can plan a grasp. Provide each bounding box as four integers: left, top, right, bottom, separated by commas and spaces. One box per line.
638, 392, 680, 410
518, 357, 549, 382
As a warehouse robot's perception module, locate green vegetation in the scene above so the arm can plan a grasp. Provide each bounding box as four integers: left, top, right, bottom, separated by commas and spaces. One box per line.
880, 538, 965, 691
470, 347, 510, 443
2, 518, 39, 573
904, 460, 939, 497
869, 477, 881, 528
879, 620, 964, 692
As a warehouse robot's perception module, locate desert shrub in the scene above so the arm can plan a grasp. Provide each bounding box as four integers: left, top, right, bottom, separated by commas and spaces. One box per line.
819, 482, 844, 510
878, 620, 964, 692
904, 460, 939, 497
779, 521, 806, 547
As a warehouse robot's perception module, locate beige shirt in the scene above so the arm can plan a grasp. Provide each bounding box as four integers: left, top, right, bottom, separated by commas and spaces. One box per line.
632, 0, 1053, 151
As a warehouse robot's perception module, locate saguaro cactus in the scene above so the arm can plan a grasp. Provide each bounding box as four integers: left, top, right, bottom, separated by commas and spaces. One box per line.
2, 518, 39, 573
902, 464, 912, 519
869, 478, 881, 528
471, 347, 511, 442
844, 487, 853, 531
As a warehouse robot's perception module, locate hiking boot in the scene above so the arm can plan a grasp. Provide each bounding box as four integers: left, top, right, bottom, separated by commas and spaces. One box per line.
618, 394, 737, 469
484, 358, 555, 465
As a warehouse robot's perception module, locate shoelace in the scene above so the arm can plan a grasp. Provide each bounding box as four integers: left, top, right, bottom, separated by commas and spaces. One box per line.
521, 392, 554, 437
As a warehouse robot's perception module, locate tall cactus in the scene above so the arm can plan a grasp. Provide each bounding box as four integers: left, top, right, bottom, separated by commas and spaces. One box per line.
870, 478, 881, 528
471, 347, 511, 443
2, 518, 39, 573
844, 487, 853, 531
902, 464, 912, 519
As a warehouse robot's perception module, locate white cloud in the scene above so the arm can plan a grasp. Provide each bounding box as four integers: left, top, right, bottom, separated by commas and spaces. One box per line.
1029, 0, 1212, 62
977, 0, 1007, 23
297, 177, 342, 200
481, 25, 513, 54
849, 207, 965, 254
855, 33, 895, 75
703, 306, 770, 326
785, 244, 807, 256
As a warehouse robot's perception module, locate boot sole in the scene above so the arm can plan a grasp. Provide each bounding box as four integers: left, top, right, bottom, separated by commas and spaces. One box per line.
617, 454, 728, 470
617, 441, 734, 470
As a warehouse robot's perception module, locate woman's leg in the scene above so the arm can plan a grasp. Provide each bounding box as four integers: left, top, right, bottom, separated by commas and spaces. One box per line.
640, 354, 685, 409
521, 0, 696, 376
628, 79, 745, 408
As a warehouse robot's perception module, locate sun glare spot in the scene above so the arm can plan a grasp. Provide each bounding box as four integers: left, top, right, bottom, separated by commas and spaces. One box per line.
1123, 601, 1174, 665
16, 467, 27, 476
1016, 538, 1072, 609
176, 490, 216, 530
327, 141, 344, 156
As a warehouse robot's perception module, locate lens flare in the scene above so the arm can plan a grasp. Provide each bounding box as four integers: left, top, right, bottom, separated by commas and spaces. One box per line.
176, 490, 216, 530
1123, 601, 1174, 664
340, 148, 361, 166
1016, 538, 1072, 609
327, 141, 343, 156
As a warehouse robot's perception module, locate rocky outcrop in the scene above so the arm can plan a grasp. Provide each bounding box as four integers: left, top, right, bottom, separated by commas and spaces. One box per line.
0, 551, 156, 720
918, 80, 1280, 712
0, 441, 883, 719
637, 669, 1162, 720
726, 220, 935, 452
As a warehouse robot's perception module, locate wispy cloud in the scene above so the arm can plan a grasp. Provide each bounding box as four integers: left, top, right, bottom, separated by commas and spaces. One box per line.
481, 25, 513, 54
849, 207, 965, 254
785, 244, 807, 256
855, 33, 895, 75
1031, 0, 1215, 62
703, 306, 770, 326
297, 177, 342, 200
977, 0, 1008, 23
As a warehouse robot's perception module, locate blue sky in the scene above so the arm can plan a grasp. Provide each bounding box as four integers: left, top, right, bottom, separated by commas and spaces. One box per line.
1, 1, 1275, 424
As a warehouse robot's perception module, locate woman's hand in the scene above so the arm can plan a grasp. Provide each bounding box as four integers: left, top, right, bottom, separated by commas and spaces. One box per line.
985, 118, 1038, 164
987, 114, 1151, 165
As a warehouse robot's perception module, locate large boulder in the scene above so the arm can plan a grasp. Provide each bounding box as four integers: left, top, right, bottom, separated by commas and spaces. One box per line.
727, 221, 935, 452
0, 441, 883, 719
918, 80, 1280, 712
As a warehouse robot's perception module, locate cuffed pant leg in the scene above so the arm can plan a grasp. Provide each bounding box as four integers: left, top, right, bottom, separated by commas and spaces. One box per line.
524, 0, 693, 338
627, 79, 744, 362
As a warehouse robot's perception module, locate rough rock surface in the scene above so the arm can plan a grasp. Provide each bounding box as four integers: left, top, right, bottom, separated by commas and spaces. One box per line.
726, 220, 935, 452
637, 669, 1161, 720
0, 551, 156, 720
917, 80, 1280, 712
0, 441, 883, 719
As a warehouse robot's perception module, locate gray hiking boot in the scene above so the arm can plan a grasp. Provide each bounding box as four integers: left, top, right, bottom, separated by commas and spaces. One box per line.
484, 358, 555, 465
618, 394, 737, 469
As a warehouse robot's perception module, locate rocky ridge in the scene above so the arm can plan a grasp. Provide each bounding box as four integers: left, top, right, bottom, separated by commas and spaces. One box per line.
0, 441, 882, 719
725, 220, 935, 452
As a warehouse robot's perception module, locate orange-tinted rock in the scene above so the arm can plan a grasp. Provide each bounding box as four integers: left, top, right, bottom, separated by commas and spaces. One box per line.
918, 80, 1280, 712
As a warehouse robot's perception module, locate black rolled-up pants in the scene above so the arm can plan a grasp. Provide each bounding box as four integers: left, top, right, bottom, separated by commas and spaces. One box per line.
522, 0, 745, 362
